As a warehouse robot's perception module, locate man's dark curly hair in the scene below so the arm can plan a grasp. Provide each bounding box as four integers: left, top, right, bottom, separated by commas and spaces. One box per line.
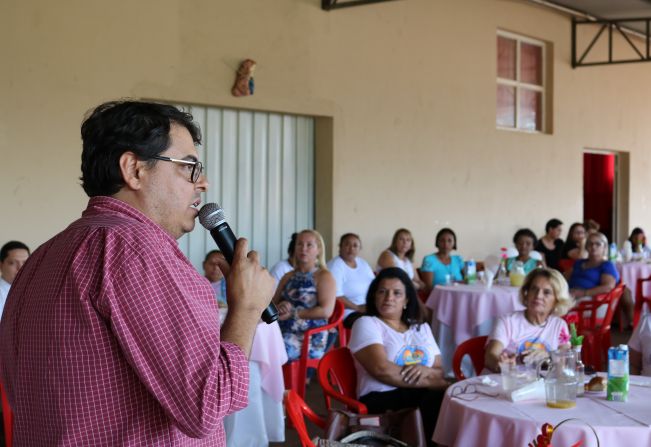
80, 100, 201, 197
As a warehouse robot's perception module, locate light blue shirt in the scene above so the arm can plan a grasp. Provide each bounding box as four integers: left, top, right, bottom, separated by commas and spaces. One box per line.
506, 257, 539, 275
421, 254, 464, 286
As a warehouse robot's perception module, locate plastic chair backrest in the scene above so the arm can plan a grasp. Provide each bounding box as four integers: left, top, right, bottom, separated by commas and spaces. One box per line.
0, 382, 13, 447
452, 335, 488, 380
334, 298, 348, 347
558, 258, 576, 273
317, 347, 368, 414
576, 283, 625, 334
284, 390, 326, 447
284, 300, 346, 398
634, 275, 651, 328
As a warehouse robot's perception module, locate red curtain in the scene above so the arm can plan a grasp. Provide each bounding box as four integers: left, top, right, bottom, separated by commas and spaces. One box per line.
583, 153, 614, 241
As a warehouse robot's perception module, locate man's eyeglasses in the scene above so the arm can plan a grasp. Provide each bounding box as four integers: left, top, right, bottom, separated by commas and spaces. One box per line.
449, 383, 499, 401
148, 155, 204, 183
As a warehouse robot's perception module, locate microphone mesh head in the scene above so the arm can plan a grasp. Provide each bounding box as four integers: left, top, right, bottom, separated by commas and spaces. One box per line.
198, 203, 226, 230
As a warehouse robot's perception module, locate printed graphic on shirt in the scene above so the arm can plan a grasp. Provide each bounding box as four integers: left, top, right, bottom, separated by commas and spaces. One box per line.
517, 338, 550, 354
394, 345, 429, 366
558, 326, 570, 345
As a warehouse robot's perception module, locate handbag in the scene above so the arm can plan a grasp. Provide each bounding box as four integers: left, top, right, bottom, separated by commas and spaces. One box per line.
324, 407, 426, 447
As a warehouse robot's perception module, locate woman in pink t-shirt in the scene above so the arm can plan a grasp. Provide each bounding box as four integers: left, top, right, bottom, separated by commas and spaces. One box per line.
485, 268, 574, 372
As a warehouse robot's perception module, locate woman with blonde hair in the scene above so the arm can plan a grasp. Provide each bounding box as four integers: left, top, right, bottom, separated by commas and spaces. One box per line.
485, 268, 574, 372
274, 229, 336, 361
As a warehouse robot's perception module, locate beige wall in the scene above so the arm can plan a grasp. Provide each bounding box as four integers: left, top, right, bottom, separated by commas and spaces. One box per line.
2, 0, 650, 265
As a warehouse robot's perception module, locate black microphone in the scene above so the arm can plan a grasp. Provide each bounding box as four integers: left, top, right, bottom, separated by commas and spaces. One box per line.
198, 202, 279, 324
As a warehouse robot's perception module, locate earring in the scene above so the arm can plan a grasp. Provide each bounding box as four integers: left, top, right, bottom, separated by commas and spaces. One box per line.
403, 304, 407, 309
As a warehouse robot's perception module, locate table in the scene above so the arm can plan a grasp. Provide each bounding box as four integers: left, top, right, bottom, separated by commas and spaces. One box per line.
220, 313, 288, 445
434, 374, 651, 447
425, 283, 523, 378
617, 261, 651, 302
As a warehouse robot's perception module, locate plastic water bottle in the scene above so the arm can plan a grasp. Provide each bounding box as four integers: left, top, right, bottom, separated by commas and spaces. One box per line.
609, 242, 619, 262
465, 259, 477, 284
574, 346, 585, 397
607, 345, 629, 402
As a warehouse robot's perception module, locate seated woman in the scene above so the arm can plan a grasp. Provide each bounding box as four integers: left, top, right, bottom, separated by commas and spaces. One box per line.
561, 222, 588, 261
349, 267, 448, 443
585, 218, 601, 235
274, 229, 336, 361
327, 233, 375, 328
420, 228, 464, 293
567, 232, 619, 299
630, 314, 651, 376
566, 231, 632, 325
629, 227, 648, 255
535, 218, 564, 270
269, 232, 297, 286
376, 228, 425, 290
506, 228, 544, 275
485, 268, 573, 372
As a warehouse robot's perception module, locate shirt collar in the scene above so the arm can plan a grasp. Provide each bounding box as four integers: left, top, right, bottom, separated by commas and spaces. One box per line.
82, 196, 177, 244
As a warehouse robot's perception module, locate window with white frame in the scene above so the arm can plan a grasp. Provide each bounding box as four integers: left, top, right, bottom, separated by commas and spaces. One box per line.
496, 31, 546, 132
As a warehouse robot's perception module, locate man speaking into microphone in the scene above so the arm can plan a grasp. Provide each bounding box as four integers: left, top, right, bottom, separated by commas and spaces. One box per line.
0, 100, 275, 446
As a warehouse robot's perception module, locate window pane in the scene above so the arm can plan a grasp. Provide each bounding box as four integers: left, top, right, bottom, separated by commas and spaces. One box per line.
496, 85, 516, 128
519, 88, 542, 131
497, 36, 516, 80
520, 42, 542, 85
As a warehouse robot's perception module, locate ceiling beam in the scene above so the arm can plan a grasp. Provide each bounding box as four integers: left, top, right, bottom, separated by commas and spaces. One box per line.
572, 17, 651, 67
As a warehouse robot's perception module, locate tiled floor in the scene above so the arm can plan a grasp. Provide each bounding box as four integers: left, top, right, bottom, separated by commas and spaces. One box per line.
272, 378, 328, 447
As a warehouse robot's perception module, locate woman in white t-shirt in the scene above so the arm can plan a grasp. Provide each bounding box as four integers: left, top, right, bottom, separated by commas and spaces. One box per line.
376, 228, 425, 290
485, 268, 574, 372
269, 233, 297, 288
326, 233, 375, 328
349, 267, 448, 442
629, 314, 651, 376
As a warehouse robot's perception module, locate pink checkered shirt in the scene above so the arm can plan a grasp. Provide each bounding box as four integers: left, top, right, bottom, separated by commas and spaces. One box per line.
0, 197, 249, 446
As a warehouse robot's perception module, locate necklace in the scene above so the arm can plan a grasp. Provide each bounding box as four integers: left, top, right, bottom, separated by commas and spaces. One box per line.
525, 313, 548, 328
379, 317, 407, 333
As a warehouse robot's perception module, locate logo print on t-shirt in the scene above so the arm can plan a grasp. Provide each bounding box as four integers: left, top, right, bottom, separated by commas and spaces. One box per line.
517, 338, 550, 354
394, 345, 429, 366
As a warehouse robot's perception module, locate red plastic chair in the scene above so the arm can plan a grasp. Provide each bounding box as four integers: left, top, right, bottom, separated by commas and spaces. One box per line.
334, 298, 349, 347
0, 382, 13, 447
416, 268, 429, 303
284, 390, 326, 447
283, 300, 345, 398
574, 283, 625, 371
317, 347, 368, 414
558, 258, 576, 274
634, 275, 651, 328
452, 335, 488, 380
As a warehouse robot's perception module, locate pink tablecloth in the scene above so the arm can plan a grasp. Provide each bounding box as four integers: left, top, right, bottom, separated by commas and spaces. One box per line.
250, 321, 288, 403
425, 284, 523, 345
221, 316, 289, 444
219, 310, 288, 402
617, 261, 651, 302
434, 375, 651, 447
